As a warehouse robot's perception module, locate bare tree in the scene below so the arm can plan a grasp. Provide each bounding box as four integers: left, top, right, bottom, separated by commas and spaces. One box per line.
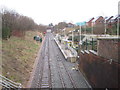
1, 7, 41, 39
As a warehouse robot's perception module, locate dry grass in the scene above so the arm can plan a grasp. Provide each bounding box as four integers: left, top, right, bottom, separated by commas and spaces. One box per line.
2, 31, 42, 87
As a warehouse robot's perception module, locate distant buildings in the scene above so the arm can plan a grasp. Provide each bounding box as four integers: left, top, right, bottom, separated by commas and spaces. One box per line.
86, 17, 94, 27
66, 23, 75, 28
57, 15, 119, 36
93, 16, 104, 25
86, 15, 119, 34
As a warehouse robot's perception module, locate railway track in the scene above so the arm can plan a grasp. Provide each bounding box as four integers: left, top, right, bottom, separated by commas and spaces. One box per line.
39, 34, 52, 88
48, 34, 52, 88
31, 34, 52, 88
30, 32, 90, 88
30, 37, 45, 87
50, 34, 77, 88
49, 39, 66, 88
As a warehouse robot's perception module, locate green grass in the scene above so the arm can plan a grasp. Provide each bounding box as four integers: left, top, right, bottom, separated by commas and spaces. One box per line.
2, 31, 42, 87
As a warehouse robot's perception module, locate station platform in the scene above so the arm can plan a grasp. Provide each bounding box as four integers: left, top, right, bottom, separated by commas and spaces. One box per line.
54, 38, 77, 63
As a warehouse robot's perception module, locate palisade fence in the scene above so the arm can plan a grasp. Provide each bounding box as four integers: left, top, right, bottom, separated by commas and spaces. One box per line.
0, 74, 22, 89
81, 37, 97, 52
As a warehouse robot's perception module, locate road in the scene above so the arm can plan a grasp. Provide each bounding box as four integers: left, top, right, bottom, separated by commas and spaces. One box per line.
30, 32, 91, 88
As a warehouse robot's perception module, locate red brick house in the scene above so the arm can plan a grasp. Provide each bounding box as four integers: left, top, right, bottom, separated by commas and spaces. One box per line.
93, 16, 104, 25
107, 15, 120, 34
105, 16, 113, 22
103, 16, 113, 29
110, 15, 120, 24
67, 23, 75, 28
92, 16, 105, 34
87, 17, 94, 27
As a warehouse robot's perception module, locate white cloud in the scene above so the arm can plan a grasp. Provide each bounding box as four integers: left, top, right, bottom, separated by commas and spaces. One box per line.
0, 0, 119, 25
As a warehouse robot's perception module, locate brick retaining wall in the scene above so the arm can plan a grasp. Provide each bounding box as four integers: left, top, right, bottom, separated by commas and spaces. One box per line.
97, 38, 119, 62
78, 51, 120, 88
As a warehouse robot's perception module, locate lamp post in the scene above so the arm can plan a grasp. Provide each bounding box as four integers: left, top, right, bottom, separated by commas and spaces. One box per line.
117, 1, 120, 37
104, 17, 107, 36
63, 28, 66, 39
84, 22, 86, 34
72, 30, 74, 47
78, 25, 82, 55
92, 21, 94, 35
76, 22, 82, 56
64, 29, 65, 38
69, 31, 72, 47
79, 25, 82, 51
117, 15, 120, 37
72, 29, 75, 47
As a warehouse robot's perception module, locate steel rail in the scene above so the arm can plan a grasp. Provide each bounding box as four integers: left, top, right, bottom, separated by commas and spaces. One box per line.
39, 34, 52, 88
39, 36, 48, 88
52, 34, 77, 88
48, 35, 52, 88
50, 36, 66, 89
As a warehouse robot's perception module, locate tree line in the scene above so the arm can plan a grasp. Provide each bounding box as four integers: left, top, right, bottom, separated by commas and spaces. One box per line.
1, 8, 47, 39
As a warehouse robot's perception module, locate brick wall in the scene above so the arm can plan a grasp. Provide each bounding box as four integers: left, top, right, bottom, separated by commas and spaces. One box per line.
93, 23, 105, 34
95, 16, 104, 25
87, 18, 94, 27
78, 51, 120, 88
97, 38, 119, 62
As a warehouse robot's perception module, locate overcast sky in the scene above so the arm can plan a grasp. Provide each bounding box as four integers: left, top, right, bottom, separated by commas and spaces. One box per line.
0, 0, 119, 25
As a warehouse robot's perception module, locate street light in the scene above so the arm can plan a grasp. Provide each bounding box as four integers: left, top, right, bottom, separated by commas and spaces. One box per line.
63, 28, 66, 39
61, 29, 64, 38
72, 29, 75, 47
76, 22, 82, 55
117, 15, 120, 37
84, 22, 86, 34
104, 17, 108, 36
91, 21, 94, 35
69, 31, 72, 47
117, 1, 120, 37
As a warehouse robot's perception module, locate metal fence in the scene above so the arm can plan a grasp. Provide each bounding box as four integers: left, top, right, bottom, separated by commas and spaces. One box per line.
0, 74, 22, 88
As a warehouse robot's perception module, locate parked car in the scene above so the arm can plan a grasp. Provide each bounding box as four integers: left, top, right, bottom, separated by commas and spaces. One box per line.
34, 36, 40, 41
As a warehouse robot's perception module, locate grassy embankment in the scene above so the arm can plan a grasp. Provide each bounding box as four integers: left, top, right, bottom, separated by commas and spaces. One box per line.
2, 31, 42, 87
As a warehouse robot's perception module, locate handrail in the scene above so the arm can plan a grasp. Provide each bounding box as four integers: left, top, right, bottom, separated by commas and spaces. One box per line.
0, 75, 20, 86
68, 45, 78, 57
0, 74, 22, 88
0, 82, 9, 88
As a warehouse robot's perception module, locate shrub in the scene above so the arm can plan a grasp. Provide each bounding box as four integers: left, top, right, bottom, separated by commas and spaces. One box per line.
2, 26, 11, 39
